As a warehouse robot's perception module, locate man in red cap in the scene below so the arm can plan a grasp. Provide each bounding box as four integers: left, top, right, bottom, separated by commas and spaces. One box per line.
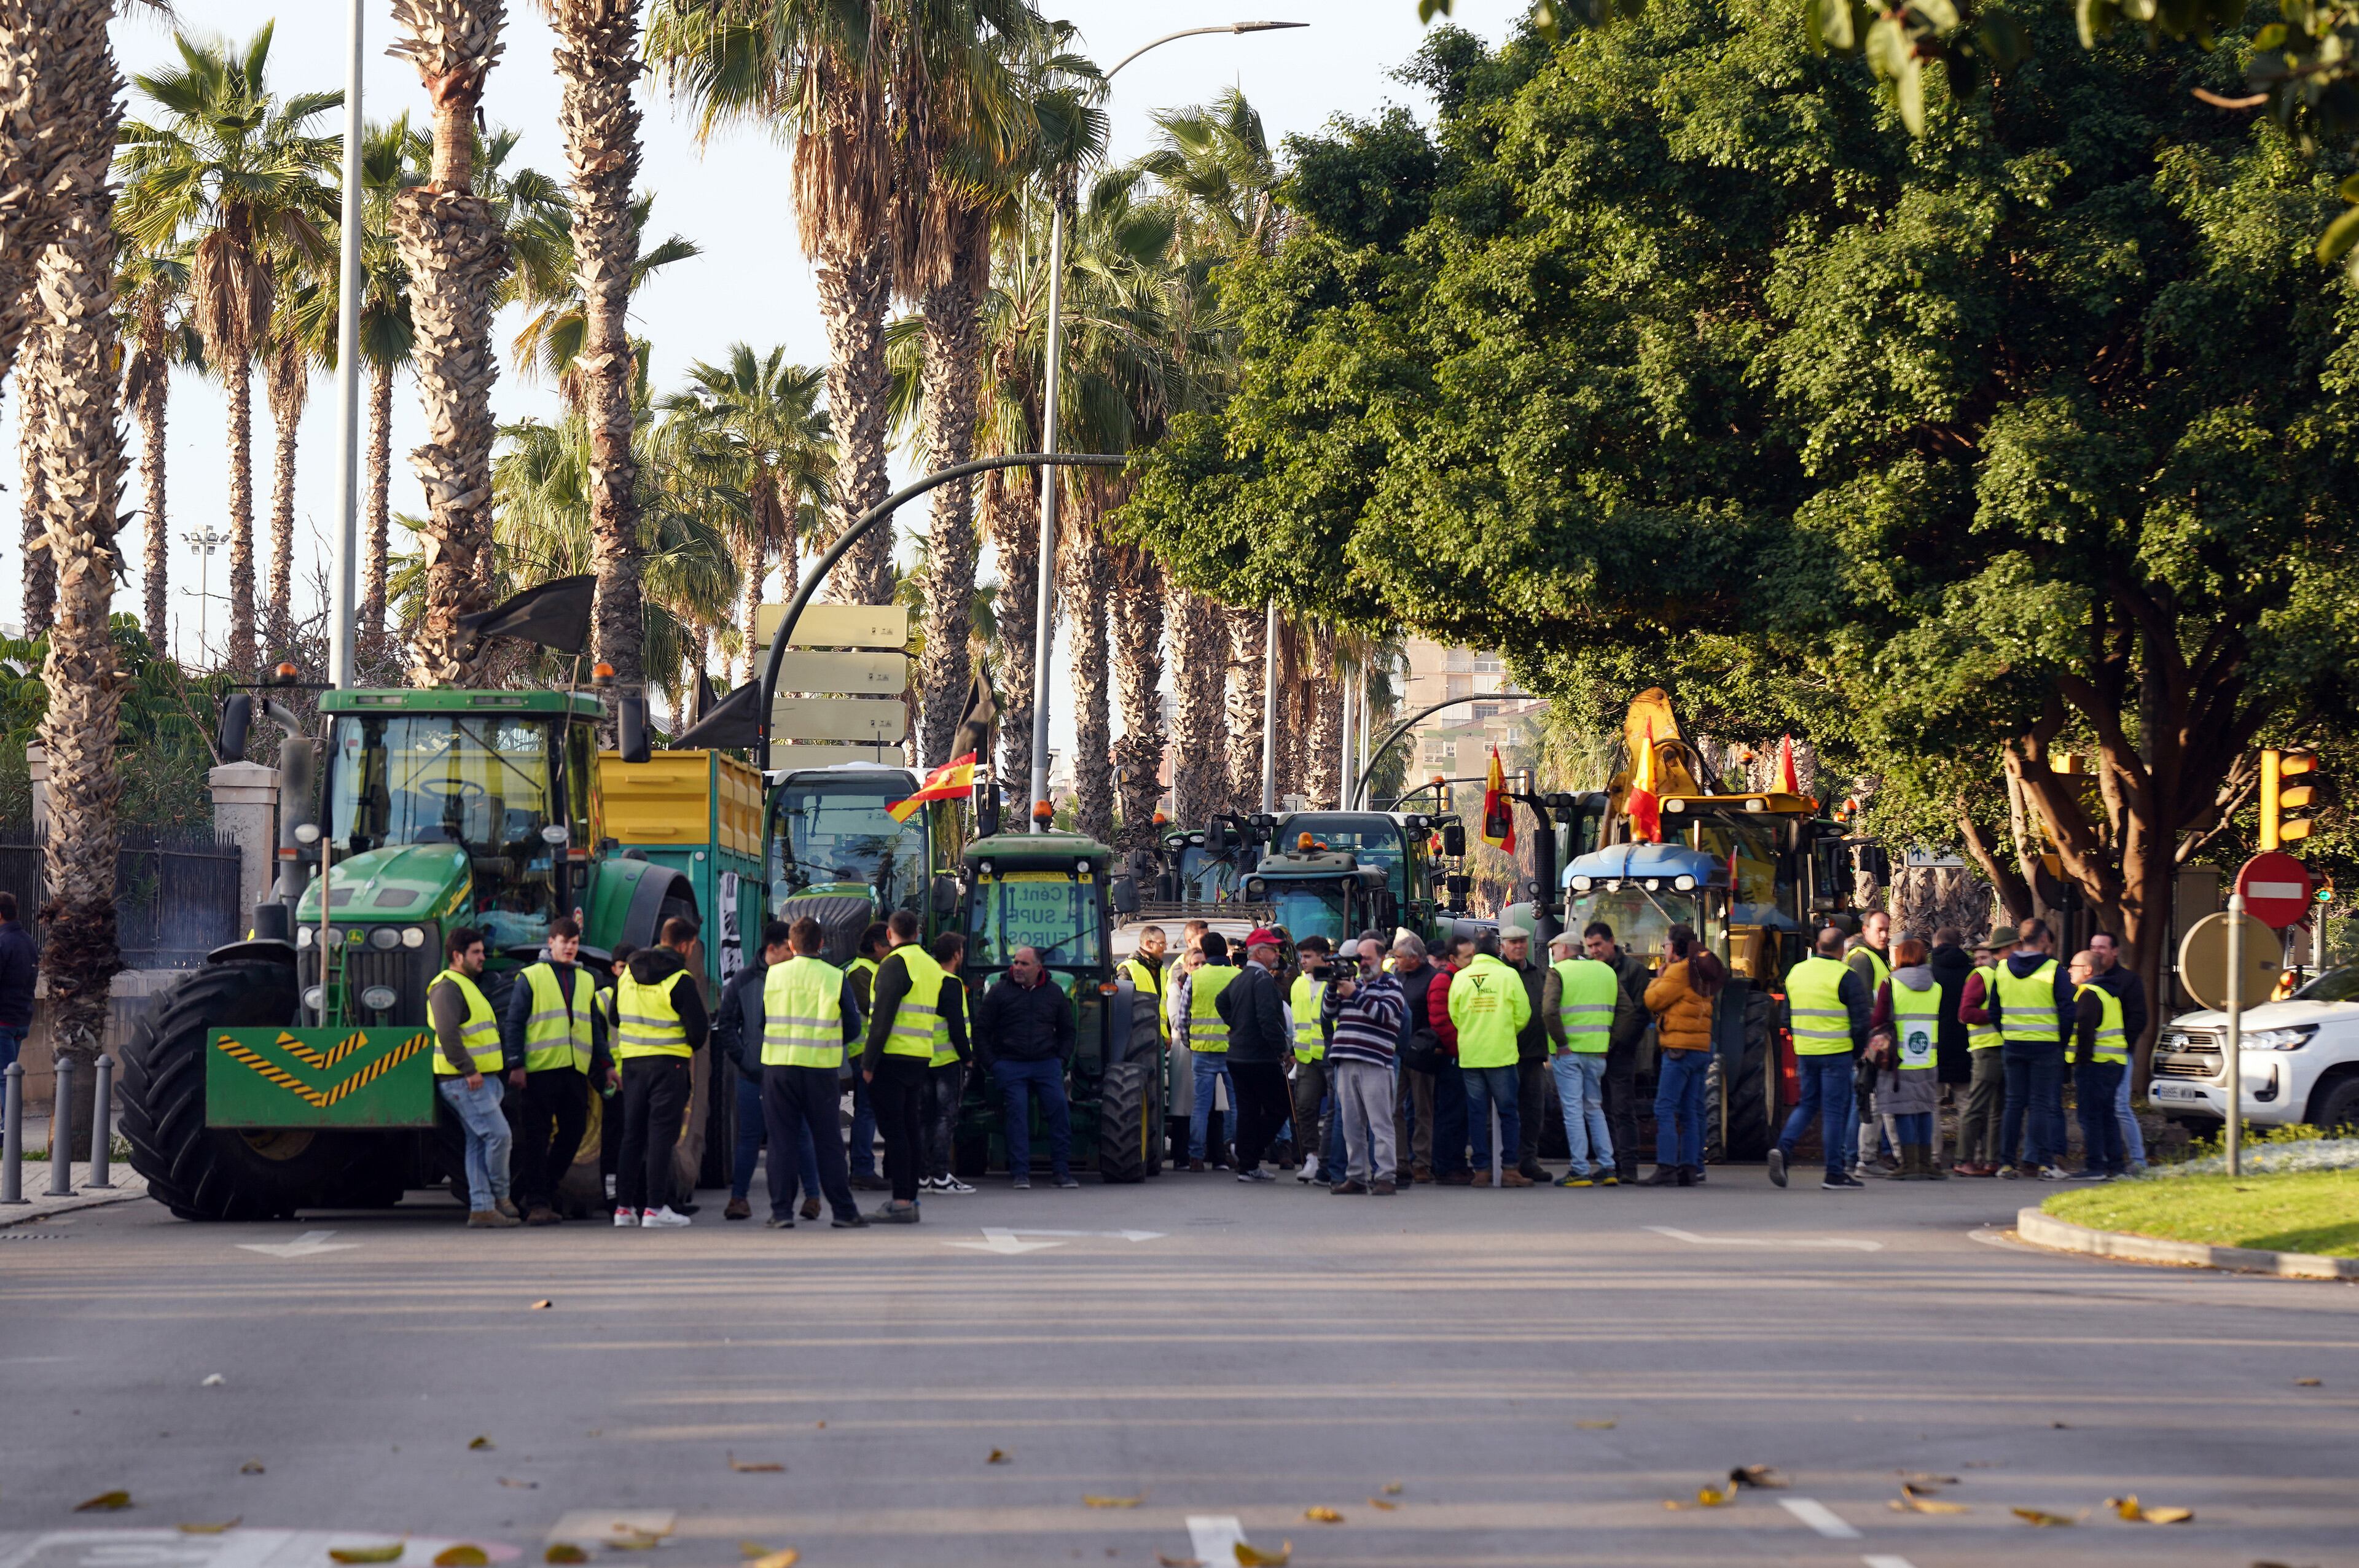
1215, 927, 1293, 1182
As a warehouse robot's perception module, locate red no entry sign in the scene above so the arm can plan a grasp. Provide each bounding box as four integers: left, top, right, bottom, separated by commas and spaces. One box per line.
2237, 851, 2314, 930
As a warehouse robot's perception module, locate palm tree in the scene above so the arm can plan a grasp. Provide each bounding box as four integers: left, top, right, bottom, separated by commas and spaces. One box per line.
388, 0, 513, 684
116, 24, 341, 673
0, 0, 120, 399
1105, 532, 1162, 844
655, 344, 831, 683
509, 195, 700, 397
357, 116, 423, 662
1169, 585, 1227, 828
117, 240, 197, 653
263, 263, 334, 652
17, 333, 52, 637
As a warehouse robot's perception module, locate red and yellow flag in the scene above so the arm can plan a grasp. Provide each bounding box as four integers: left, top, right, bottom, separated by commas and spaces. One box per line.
1479, 747, 1516, 854
1627, 723, 1663, 844
1777, 733, 1801, 797
887, 752, 977, 822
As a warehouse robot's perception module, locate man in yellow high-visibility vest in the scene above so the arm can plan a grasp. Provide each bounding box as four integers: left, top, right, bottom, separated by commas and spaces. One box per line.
861, 910, 966, 1222
612, 916, 710, 1228
431, 926, 516, 1228
1768, 924, 1872, 1191
845, 922, 890, 1191
499, 913, 611, 1225
760, 915, 869, 1228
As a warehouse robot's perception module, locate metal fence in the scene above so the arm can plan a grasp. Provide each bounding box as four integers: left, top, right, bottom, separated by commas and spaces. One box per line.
0, 822, 243, 969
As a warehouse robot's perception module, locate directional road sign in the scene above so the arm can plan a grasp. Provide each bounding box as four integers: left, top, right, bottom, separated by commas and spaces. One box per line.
767, 744, 912, 775
769, 648, 907, 695
2237, 851, 2314, 929
769, 695, 907, 744
755, 602, 907, 650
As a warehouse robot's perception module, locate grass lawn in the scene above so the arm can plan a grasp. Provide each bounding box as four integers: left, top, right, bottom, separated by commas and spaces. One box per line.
2044, 1168, 2359, 1258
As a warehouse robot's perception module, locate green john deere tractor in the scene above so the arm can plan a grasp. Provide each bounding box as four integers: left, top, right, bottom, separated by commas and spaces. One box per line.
119, 687, 697, 1221
948, 830, 1164, 1183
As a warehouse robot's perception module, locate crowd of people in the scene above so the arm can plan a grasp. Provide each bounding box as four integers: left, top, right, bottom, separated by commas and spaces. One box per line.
421, 901, 2148, 1228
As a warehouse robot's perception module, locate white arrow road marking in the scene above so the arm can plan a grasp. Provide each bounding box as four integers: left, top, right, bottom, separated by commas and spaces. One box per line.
1184, 1516, 1248, 1567
235, 1230, 359, 1258
1645, 1225, 1883, 1252
1781, 1499, 1863, 1539
944, 1227, 1165, 1254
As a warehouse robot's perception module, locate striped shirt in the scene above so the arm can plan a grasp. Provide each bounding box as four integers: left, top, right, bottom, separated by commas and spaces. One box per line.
1322, 972, 1406, 1067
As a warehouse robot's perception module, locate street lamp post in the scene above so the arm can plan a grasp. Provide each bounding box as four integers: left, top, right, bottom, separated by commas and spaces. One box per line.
1025, 20, 1307, 830
324, 0, 366, 690
184, 527, 225, 665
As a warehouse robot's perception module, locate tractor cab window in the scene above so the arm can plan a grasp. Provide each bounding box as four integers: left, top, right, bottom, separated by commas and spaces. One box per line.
1281, 816, 1411, 907
1688, 819, 1801, 931
1174, 844, 1235, 902
1264, 884, 1350, 946
965, 872, 1104, 971
326, 714, 563, 950
1559, 886, 1727, 970
768, 775, 928, 915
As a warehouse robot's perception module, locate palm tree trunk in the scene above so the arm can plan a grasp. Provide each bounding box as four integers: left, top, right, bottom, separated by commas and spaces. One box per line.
224, 357, 256, 669
816, 237, 894, 607
740, 537, 767, 686
17, 346, 53, 636
264, 336, 306, 655
914, 233, 985, 768
1171, 587, 1226, 829
391, 0, 507, 687
362, 356, 393, 661
133, 324, 169, 653
33, 145, 131, 1154
1108, 539, 1164, 851
983, 466, 1040, 796
0, 0, 104, 400
1307, 630, 1342, 808
1061, 500, 1109, 844
552, 0, 646, 716
1224, 603, 1267, 813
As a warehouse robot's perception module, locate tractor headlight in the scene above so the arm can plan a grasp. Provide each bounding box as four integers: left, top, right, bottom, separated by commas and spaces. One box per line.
296, 927, 313, 948
302, 986, 326, 1013
1570, 875, 1593, 892
401, 927, 426, 949
369, 925, 402, 950
1645, 878, 1661, 891
1664, 798, 1686, 814
1675, 875, 1696, 891
361, 986, 399, 1012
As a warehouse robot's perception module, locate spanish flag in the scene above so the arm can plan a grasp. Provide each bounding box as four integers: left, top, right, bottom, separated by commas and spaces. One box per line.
1627, 723, 1663, 844
887, 752, 977, 822
1479, 748, 1516, 854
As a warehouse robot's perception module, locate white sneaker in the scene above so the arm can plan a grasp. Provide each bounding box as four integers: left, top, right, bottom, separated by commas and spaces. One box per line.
938, 1176, 976, 1195
1297, 1158, 1319, 1184
918, 1176, 940, 1193
640, 1205, 692, 1228
603, 1175, 617, 1201
612, 1207, 639, 1228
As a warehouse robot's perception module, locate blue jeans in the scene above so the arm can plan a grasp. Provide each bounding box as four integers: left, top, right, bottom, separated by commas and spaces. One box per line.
993, 1057, 1071, 1179
438, 1075, 512, 1211
2113, 1067, 2146, 1166
0, 1023, 23, 1075
1894, 1110, 1933, 1146
1188, 1051, 1234, 1161
1655, 1048, 1709, 1168
1430, 1060, 1470, 1176
732, 1074, 818, 1201
2001, 1042, 2067, 1168
850, 1072, 880, 1179
1778, 1052, 1854, 1177
2076, 1059, 2127, 1174
1549, 1051, 1613, 1176
1462, 1064, 1520, 1172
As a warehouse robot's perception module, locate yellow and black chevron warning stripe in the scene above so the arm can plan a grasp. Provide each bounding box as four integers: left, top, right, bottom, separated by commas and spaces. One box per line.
212, 1031, 434, 1109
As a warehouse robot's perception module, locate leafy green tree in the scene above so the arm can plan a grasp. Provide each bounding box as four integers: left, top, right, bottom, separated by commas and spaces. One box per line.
1124, 13, 2359, 1053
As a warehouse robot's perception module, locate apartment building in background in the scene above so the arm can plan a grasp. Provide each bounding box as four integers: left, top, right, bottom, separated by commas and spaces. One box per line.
1396, 638, 1544, 805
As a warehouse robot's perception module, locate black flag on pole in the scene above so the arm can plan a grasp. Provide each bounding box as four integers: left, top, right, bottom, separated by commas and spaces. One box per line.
458, 574, 598, 655
670, 679, 761, 751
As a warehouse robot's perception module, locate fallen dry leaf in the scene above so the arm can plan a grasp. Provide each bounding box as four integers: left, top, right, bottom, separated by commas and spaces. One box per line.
1575, 1419, 1616, 1430
2107, 1496, 2194, 1525
1304, 1507, 1343, 1523
2049, 1421, 2070, 1430
496, 1478, 536, 1491
813, 1421, 825, 1429
530, 1301, 552, 1311
177, 1519, 241, 1535
726, 1453, 784, 1473
1366, 1498, 1398, 1511
745, 1553, 799, 1568
1082, 1495, 1145, 1510
1232, 1543, 1290, 1567
1893, 1486, 1968, 1515
987, 1449, 1011, 1465
544, 1547, 588, 1564
2012, 1507, 2077, 1527
466, 1437, 493, 1451
327, 1547, 404, 1564
1730, 1465, 1787, 1490
1380, 1481, 1404, 1496
1154, 1556, 1203, 1568
74, 1492, 131, 1513
1896, 1471, 1958, 1487
432, 1548, 488, 1567
238, 1461, 266, 1475
2142, 1506, 2194, 1524
606, 1535, 663, 1551
201, 1374, 226, 1387
736, 1543, 770, 1560
2294, 1378, 2320, 1387
1697, 1485, 1733, 1507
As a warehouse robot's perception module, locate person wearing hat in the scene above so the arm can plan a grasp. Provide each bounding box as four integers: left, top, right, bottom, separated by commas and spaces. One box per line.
1951, 934, 2008, 1174
1544, 928, 1630, 1185
1215, 927, 1293, 1182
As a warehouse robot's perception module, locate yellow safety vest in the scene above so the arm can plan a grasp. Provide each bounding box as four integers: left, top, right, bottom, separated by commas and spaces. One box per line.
1122, 958, 1168, 1042
1786, 955, 1854, 1056
880, 944, 948, 1059
1890, 977, 1939, 1072
1995, 959, 2061, 1043
1551, 958, 1618, 1053
1188, 965, 1238, 1053
518, 962, 595, 1074
614, 967, 694, 1059
848, 954, 879, 1013
2075, 982, 2128, 1064
1447, 953, 1527, 1069
763, 954, 847, 1069
430, 969, 502, 1076
932, 978, 966, 1068
1967, 964, 2002, 1050
1289, 974, 1327, 1063
1854, 945, 1891, 999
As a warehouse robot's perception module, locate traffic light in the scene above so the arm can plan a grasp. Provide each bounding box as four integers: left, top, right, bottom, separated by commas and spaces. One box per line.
2261, 747, 2322, 849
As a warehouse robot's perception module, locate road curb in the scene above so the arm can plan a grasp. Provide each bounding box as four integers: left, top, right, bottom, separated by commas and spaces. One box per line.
2017, 1204, 2359, 1280
0, 1178, 149, 1228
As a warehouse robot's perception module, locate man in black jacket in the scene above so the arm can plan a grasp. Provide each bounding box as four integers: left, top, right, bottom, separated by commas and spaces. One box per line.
1216, 927, 1292, 1182
977, 946, 1077, 1189
613, 918, 710, 1226
1389, 934, 1440, 1180
1585, 921, 1653, 1184
0, 891, 33, 1074
713, 922, 821, 1221
2086, 930, 2150, 1173
499, 915, 613, 1224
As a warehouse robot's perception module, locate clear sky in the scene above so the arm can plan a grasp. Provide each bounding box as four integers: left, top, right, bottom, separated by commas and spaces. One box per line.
8, 0, 1522, 741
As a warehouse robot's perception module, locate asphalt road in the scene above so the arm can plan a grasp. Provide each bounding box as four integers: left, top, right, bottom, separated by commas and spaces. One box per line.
2, 1171, 2355, 1568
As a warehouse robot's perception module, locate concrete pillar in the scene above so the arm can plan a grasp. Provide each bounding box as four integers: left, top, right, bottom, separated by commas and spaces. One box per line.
26, 741, 45, 835
209, 760, 281, 921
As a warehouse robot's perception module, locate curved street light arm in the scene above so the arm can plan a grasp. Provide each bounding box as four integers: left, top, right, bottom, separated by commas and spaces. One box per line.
1348, 693, 1534, 811
1105, 21, 1308, 80
757, 452, 1129, 773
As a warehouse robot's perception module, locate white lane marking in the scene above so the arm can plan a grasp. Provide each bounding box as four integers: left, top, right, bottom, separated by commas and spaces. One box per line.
944, 1227, 1165, 1254
1781, 1498, 1863, 1539
1862, 1557, 1920, 1568
1185, 1516, 1247, 1566
235, 1230, 358, 1258
1646, 1225, 1883, 1252
547, 1510, 676, 1546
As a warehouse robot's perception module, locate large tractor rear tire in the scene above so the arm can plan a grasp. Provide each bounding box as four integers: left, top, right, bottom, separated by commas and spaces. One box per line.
120, 961, 378, 1222
1097, 1060, 1152, 1184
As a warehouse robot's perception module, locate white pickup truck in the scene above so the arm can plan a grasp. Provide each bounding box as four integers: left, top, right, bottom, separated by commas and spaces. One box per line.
2148, 966, 2359, 1136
